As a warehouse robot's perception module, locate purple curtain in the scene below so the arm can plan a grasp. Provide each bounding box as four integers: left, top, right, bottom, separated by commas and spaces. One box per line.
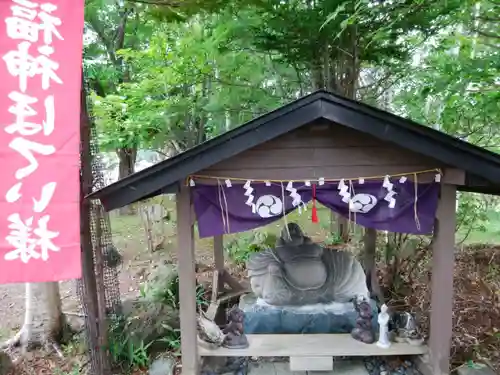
192, 179, 439, 238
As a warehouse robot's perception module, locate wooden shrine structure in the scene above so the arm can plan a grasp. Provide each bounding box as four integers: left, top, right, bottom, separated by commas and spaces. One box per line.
88, 90, 500, 375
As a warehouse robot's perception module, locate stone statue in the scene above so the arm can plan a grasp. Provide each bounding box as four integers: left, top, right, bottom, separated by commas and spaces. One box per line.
351, 295, 375, 344
222, 306, 249, 349
247, 223, 369, 306
376, 304, 391, 348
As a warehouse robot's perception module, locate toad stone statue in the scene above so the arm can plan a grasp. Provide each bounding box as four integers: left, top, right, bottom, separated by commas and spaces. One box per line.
247, 223, 369, 306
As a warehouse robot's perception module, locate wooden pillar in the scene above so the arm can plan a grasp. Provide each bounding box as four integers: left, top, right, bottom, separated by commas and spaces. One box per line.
363, 227, 384, 303
213, 235, 224, 271
429, 184, 456, 375
337, 215, 349, 242
176, 186, 199, 375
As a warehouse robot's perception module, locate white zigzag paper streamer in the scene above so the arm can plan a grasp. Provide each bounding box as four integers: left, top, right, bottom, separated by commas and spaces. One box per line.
383, 175, 397, 208
382, 175, 393, 190
243, 180, 256, 213
286, 181, 303, 207
337, 179, 351, 203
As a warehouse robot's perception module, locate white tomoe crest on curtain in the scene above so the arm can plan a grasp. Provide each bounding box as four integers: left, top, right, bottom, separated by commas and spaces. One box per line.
255, 195, 283, 218
349, 193, 378, 214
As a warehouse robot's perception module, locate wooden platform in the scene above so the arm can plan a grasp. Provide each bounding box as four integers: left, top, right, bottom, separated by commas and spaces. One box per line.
249, 360, 369, 375
199, 334, 428, 357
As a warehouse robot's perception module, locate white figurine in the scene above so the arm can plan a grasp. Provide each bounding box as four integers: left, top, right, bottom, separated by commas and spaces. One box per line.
377, 304, 391, 349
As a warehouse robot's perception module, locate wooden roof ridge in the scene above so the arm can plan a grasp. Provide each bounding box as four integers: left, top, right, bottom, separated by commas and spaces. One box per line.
88, 89, 500, 211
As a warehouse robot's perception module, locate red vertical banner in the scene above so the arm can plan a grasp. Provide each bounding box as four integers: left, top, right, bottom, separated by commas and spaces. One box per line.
0, 0, 84, 283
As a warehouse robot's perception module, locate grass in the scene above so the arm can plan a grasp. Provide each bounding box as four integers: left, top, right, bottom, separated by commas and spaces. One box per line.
458, 210, 500, 245
107, 203, 340, 265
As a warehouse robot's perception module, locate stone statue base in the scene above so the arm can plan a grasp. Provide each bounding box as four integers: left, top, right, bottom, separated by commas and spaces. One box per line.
239, 294, 378, 334
222, 333, 249, 349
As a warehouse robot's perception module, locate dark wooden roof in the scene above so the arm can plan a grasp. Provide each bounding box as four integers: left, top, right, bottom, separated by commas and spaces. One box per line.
89, 90, 500, 211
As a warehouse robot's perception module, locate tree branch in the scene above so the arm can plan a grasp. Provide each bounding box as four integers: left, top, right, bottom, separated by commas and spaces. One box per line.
86, 17, 117, 65
472, 28, 500, 40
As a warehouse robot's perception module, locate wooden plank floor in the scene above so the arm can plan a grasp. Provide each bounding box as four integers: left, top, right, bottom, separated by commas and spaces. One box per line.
199, 334, 428, 357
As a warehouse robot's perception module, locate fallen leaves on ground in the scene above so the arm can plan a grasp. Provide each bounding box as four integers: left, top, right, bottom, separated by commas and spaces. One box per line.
5, 351, 85, 375
382, 245, 500, 372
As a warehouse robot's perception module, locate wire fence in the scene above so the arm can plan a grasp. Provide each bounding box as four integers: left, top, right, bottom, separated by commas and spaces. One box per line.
76, 78, 122, 375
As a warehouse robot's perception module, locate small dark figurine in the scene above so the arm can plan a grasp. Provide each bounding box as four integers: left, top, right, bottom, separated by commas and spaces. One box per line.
222, 306, 249, 349
351, 296, 375, 344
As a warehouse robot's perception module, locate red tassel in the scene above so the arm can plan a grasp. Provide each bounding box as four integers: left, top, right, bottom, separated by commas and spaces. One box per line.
312, 184, 319, 223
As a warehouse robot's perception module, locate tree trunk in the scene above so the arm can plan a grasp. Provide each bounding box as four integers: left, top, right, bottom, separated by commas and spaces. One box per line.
22, 283, 34, 347
0, 282, 71, 353
40, 282, 71, 343
116, 147, 137, 215
1, 283, 34, 350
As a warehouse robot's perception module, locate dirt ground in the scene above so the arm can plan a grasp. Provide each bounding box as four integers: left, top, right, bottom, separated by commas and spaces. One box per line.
0, 214, 150, 342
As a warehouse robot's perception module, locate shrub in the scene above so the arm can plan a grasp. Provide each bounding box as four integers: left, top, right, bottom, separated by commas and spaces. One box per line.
224, 231, 277, 265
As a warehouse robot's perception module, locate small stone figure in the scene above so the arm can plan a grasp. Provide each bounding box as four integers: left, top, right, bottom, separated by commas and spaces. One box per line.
351, 295, 375, 344
376, 304, 391, 349
390, 311, 424, 345
197, 310, 224, 349
222, 306, 249, 349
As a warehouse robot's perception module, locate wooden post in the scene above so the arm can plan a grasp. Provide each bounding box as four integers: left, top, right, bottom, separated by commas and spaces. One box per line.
205, 235, 224, 321
429, 184, 456, 375
363, 228, 384, 303
176, 186, 199, 375
337, 215, 349, 242
213, 235, 224, 271
94, 205, 110, 373
80, 78, 109, 374
363, 228, 377, 271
